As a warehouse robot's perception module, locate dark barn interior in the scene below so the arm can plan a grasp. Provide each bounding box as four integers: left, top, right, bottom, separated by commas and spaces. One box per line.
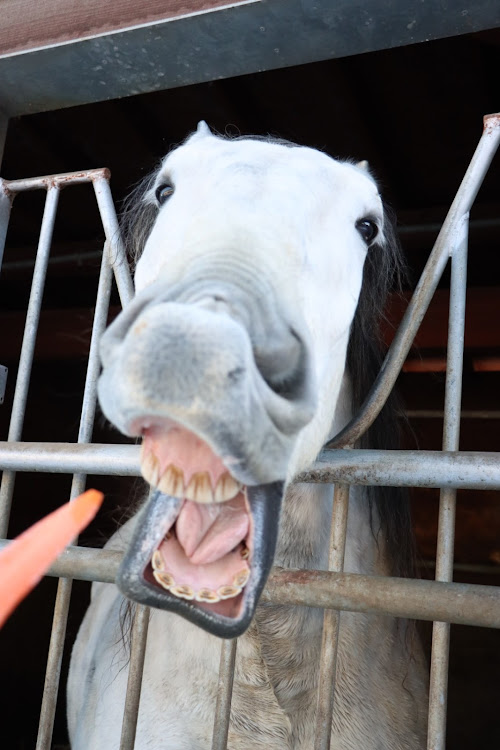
1, 20, 500, 750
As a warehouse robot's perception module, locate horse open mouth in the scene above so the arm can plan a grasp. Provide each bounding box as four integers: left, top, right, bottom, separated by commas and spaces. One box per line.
117, 420, 284, 638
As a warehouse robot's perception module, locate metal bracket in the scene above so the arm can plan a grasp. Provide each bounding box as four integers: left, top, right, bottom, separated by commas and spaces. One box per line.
0, 365, 7, 404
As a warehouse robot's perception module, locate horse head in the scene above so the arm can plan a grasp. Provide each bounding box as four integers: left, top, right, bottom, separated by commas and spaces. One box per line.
97, 122, 386, 637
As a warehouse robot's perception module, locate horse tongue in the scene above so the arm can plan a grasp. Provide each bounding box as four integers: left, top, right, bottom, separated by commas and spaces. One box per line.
176, 493, 249, 565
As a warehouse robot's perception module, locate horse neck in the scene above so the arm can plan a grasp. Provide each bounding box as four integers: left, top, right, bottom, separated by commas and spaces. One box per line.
275, 373, 383, 576
275, 482, 382, 576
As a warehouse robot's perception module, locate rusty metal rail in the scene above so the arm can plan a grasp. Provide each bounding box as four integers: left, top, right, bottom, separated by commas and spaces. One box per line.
0, 114, 499, 750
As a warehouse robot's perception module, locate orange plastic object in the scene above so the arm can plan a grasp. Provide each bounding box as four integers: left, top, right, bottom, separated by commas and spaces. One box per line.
0, 489, 104, 627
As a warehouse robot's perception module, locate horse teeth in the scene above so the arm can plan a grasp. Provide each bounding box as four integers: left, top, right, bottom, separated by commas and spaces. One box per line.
240, 545, 250, 560
152, 550, 164, 571
141, 449, 160, 488
195, 588, 220, 603
158, 464, 185, 498
170, 584, 195, 600
233, 569, 250, 587
214, 472, 241, 502
185, 471, 214, 504
153, 570, 175, 589
217, 584, 242, 600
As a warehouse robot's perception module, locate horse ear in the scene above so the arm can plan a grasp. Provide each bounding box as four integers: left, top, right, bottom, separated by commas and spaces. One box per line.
195, 120, 211, 137
357, 159, 370, 171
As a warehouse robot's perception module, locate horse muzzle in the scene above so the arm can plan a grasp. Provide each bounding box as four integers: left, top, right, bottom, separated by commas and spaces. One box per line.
97, 281, 316, 636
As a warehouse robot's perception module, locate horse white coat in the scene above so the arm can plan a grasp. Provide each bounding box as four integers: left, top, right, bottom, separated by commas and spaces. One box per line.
68, 124, 428, 749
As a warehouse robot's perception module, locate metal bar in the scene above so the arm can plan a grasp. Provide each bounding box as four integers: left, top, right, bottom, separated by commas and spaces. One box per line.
119, 605, 150, 750
0, 441, 141, 475
329, 113, 500, 449
93, 176, 134, 308
211, 639, 237, 750
36, 242, 114, 750
1, 168, 110, 193
2, 443, 500, 489
314, 483, 350, 750
1, 540, 498, 629
0, 185, 60, 537
0, 177, 13, 273
35, 577, 73, 750
3, 541, 497, 583
427, 216, 469, 750
261, 569, 500, 629
298, 449, 500, 490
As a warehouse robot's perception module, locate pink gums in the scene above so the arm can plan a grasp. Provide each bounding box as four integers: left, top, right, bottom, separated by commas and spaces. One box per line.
140, 419, 230, 489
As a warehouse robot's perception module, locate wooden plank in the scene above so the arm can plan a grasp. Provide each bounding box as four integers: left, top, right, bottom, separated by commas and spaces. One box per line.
382, 286, 500, 350
0, 0, 236, 56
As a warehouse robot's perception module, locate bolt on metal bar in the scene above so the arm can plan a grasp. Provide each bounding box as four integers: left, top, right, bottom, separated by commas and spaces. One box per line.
211, 639, 238, 750
427, 217, 469, 750
0, 185, 60, 537
36, 242, 114, 750
119, 605, 151, 750
328, 113, 500, 449
314, 482, 350, 750
93, 176, 134, 308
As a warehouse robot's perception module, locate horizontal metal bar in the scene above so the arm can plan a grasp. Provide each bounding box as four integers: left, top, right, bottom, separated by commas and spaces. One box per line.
1, 542, 498, 629
2, 168, 110, 193
0, 441, 141, 475
1, 442, 500, 489
302, 449, 500, 490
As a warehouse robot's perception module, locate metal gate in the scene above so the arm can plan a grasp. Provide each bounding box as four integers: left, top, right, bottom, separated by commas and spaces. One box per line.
0, 113, 499, 750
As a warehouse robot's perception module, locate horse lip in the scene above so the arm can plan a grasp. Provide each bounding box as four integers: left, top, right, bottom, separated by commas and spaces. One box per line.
116, 482, 284, 638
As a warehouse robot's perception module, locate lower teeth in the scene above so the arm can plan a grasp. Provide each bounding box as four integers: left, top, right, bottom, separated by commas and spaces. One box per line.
151, 550, 248, 603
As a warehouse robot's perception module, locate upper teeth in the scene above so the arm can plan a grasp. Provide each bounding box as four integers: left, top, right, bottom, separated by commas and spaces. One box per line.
141, 452, 242, 504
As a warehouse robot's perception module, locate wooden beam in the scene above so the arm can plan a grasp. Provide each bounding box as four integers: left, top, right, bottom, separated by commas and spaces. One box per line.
382, 286, 500, 350
0, 0, 233, 56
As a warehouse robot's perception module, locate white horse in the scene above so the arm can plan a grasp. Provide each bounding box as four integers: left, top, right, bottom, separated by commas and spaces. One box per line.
68, 123, 428, 748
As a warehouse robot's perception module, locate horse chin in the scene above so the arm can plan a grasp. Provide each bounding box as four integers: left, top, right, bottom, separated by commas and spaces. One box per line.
116, 431, 284, 637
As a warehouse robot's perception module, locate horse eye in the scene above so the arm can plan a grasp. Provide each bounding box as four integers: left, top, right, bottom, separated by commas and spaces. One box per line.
155, 184, 174, 205
356, 218, 378, 245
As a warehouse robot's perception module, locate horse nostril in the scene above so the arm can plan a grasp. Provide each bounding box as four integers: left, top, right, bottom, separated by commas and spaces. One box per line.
254, 329, 307, 401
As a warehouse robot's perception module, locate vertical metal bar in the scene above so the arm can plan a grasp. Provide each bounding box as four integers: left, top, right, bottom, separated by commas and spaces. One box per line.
314, 482, 350, 750
0, 178, 13, 273
93, 176, 134, 308
36, 244, 114, 750
0, 185, 60, 537
119, 605, 150, 750
211, 639, 238, 750
427, 216, 469, 750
